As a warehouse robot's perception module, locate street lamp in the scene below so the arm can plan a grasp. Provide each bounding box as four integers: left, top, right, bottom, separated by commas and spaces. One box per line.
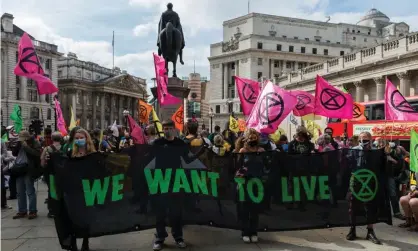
208, 108, 214, 133
123, 109, 130, 129
51, 95, 58, 131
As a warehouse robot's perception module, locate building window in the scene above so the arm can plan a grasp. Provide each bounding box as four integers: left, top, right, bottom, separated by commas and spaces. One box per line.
45, 94, 50, 103
76, 93, 80, 104
274, 60, 280, 68
86, 72, 92, 79
257, 42, 263, 49
96, 97, 99, 106
96, 75, 100, 80
399, 33, 404, 37
39, 57, 44, 65
368, 31, 371, 35
16, 75, 20, 85
47, 109, 52, 119
276, 44, 282, 51
312, 48, 317, 54
315, 39, 320, 42
230, 76, 235, 86
294, 36, 298, 40
16, 87, 20, 100
231, 62, 235, 70
305, 38, 309, 41
257, 58, 263, 65
289, 46, 294, 52
58, 70, 62, 78
76, 70, 81, 77
357, 30, 360, 33
324, 49, 328, 55
353, 37, 356, 40
30, 107, 40, 119
301, 47, 305, 53
45, 59, 51, 70
228, 102, 233, 113
257, 72, 262, 79
364, 38, 367, 42
286, 62, 292, 69
29, 90, 38, 102
282, 35, 287, 39
298, 62, 304, 69
326, 40, 330, 43
16, 51, 19, 63
352, 29, 355, 33
337, 42, 341, 44
229, 89, 235, 99
215, 105, 220, 114
340, 51, 345, 56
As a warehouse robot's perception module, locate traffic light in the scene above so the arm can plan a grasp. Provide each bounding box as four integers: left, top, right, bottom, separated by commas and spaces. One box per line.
29, 119, 44, 136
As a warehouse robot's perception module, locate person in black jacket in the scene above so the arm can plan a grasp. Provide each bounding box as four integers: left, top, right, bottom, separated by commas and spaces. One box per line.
11, 131, 41, 220
288, 126, 315, 154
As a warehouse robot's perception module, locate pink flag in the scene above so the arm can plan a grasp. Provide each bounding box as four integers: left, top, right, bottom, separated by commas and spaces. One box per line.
314, 75, 353, 119
153, 53, 182, 106
54, 98, 67, 136
14, 33, 58, 95
127, 115, 146, 144
385, 79, 418, 121
246, 81, 297, 134
235, 76, 260, 116
290, 90, 315, 117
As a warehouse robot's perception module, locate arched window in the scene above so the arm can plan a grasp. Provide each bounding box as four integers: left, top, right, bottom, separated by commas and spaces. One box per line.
47, 109, 52, 119
30, 107, 40, 119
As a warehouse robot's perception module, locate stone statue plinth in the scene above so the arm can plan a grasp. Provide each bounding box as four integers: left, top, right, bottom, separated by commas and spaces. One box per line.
151, 77, 190, 122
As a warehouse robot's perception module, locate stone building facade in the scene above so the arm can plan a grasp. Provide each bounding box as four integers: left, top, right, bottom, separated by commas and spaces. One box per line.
208, 8, 411, 130
57, 53, 148, 130
1, 13, 62, 129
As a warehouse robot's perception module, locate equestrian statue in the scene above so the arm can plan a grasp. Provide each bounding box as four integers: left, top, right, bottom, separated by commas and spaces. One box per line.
157, 3, 185, 78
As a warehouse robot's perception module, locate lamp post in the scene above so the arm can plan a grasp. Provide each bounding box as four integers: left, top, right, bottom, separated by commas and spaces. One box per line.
123, 109, 130, 129
208, 108, 214, 133
51, 95, 58, 131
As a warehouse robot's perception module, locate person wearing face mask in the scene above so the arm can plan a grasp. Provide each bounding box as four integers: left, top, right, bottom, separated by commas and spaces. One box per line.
346, 131, 381, 245
288, 126, 315, 154
324, 127, 340, 150
119, 131, 133, 150
236, 128, 265, 243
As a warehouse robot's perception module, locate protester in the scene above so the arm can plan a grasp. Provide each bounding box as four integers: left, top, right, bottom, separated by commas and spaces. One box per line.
211, 135, 229, 157
346, 131, 381, 244
40, 132, 62, 218
236, 128, 265, 243
259, 132, 277, 151
200, 130, 212, 147
146, 125, 158, 144
62, 126, 81, 157
1, 131, 14, 209
208, 125, 221, 144
11, 130, 41, 220
42, 127, 53, 148
348, 135, 361, 149
276, 135, 289, 152
324, 127, 340, 150
317, 134, 335, 152
233, 136, 245, 154
399, 172, 418, 231
92, 129, 101, 151
119, 131, 133, 150
288, 126, 315, 154
222, 122, 237, 151
183, 122, 204, 150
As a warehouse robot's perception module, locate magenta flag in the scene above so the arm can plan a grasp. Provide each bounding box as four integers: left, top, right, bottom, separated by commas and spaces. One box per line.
246, 81, 297, 134
54, 98, 67, 136
152, 53, 182, 106
235, 76, 260, 116
290, 90, 315, 117
385, 79, 418, 121
127, 115, 146, 144
14, 33, 58, 95
314, 75, 353, 119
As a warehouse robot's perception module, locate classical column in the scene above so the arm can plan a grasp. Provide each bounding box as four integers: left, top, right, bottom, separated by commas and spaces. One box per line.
373, 77, 385, 101
110, 94, 115, 124
21, 78, 27, 101
92, 92, 97, 129
223, 63, 229, 99
118, 96, 124, 125
81, 91, 87, 128
100, 93, 105, 129
235, 60, 239, 98
71, 90, 77, 120
354, 81, 365, 102
397, 71, 411, 97
132, 97, 137, 117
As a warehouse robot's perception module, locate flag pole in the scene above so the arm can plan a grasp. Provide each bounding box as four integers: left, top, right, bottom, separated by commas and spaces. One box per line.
248, 0, 250, 14
112, 31, 115, 72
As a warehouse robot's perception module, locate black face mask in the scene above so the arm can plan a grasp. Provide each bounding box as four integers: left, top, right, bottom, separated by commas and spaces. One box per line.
248, 140, 258, 147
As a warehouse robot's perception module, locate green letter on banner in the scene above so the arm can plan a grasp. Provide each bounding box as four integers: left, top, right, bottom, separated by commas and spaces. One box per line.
235, 178, 246, 201
247, 178, 264, 203
49, 174, 58, 200
191, 170, 208, 195
144, 169, 172, 195
111, 174, 124, 202
301, 176, 316, 201
173, 169, 192, 193
318, 176, 330, 200
293, 177, 301, 201
207, 172, 220, 197
281, 177, 293, 202
82, 177, 110, 206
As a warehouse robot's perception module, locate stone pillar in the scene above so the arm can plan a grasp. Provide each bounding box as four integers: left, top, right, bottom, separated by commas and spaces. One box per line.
82, 91, 87, 128
373, 77, 385, 101
354, 81, 365, 102
110, 94, 115, 124
223, 63, 229, 99
118, 96, 124, 125
235, 60, 239, 98
100, 93, 105, 129
71, 90, 77, 120
397, 71, 411, 97
131, 97, 137, 118
92, 92, 97, 129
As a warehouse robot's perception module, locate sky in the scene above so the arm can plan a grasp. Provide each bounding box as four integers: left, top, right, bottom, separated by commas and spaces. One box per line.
2, 0, 418, 93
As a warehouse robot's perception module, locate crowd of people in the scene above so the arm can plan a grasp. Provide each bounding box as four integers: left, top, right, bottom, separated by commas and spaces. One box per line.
1, 120, 417, 251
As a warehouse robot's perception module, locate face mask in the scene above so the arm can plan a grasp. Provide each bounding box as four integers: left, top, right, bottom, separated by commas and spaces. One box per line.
164, 129, 175, 138
360, 140, 370, 147
389, 142, 396, 148
248, 140, 258, 147
74, 138, 86, 147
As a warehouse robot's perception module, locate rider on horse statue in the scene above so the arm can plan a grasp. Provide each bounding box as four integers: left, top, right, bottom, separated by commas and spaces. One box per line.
157, 3, 185, 65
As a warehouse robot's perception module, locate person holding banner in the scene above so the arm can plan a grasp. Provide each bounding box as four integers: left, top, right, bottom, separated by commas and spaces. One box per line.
237, 128, 265, 243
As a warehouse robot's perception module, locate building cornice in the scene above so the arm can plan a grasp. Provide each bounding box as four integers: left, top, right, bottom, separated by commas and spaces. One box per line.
1, 32, 62, 56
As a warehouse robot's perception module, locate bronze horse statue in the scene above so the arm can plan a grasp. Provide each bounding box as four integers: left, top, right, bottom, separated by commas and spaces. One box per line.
158, 21, 184, 78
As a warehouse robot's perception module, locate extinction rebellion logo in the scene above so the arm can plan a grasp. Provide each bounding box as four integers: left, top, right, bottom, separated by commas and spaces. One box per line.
349, 169, 378, 202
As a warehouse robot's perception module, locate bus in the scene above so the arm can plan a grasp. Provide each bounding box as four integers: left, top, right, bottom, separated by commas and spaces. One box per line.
327, 96, 418, 146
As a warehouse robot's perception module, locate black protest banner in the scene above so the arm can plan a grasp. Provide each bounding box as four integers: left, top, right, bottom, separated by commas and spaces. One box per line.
50, 146, 391, 247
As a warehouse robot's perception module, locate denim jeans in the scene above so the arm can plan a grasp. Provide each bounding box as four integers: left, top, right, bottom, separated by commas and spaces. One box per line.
387, 177, 400, 215
16, 175, 37, 213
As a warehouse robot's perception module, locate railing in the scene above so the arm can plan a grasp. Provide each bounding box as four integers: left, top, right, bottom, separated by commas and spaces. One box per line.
277, 32, 418, 86
1, 32, 58, 52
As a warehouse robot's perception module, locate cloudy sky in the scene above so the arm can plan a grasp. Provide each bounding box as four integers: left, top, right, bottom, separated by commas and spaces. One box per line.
2, 0, 418, 91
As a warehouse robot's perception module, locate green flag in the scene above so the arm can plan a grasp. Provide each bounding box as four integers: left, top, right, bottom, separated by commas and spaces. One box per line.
410, 129, 418, 172
1, 133, 8, 142
10, 104, 23, 133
